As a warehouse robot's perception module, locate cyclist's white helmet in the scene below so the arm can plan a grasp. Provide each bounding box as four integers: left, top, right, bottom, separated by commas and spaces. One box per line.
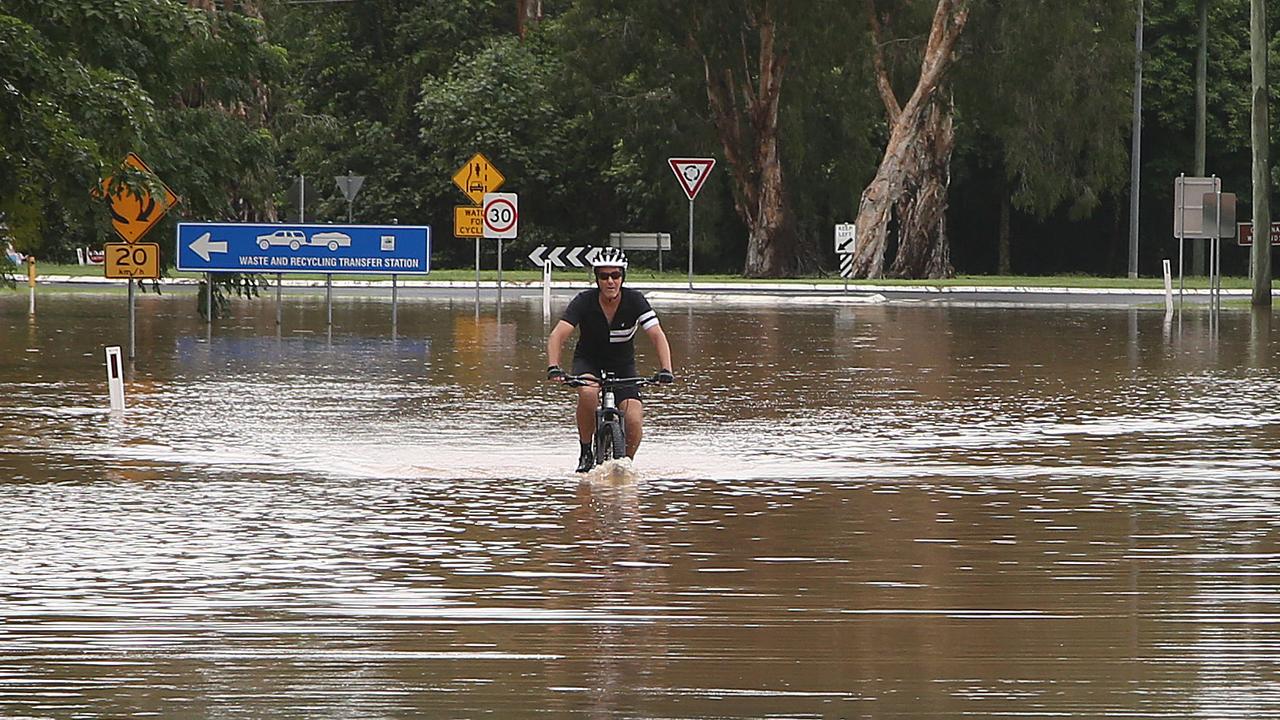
590, 246, 628, 271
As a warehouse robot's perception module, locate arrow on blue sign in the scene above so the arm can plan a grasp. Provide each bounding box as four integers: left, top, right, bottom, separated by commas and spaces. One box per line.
177, 222, 431, 274
190, 232, 227, 261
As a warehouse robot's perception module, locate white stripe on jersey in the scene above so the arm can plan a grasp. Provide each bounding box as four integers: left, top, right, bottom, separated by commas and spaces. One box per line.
609, 325, 639, 343
637, 310, 659, 329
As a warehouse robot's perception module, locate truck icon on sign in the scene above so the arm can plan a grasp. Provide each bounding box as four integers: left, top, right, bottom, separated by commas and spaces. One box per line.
256, 229, 352, 252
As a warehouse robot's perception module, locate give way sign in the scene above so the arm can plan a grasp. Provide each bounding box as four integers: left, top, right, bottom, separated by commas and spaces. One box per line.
483, 192, 518, 239
668, 157, 716, 200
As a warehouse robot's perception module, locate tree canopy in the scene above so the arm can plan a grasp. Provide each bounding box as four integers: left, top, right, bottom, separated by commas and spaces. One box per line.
2, 0, 1277, 279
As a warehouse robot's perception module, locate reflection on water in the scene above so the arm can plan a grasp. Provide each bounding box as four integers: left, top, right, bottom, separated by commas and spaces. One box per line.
2, 290, 1280, 717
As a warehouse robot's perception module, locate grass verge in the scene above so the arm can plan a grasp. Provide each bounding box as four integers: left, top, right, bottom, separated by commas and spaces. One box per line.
9, 263, 1280, 289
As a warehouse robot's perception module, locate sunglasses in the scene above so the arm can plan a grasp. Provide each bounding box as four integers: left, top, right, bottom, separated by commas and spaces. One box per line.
595, 271, 623, 281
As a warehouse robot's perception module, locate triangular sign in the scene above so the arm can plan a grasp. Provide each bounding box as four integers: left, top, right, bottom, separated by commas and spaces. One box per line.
335, 174, 365, 202
668, 157, 716, 200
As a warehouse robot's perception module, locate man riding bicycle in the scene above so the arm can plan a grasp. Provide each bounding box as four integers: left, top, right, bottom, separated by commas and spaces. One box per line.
546, 247, 675, 472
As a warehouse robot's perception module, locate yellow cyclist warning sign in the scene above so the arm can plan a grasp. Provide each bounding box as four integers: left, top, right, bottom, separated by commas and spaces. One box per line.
451, 153, 504, 206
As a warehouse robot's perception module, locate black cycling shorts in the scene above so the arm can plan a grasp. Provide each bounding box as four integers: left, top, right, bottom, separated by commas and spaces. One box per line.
572, 358, 642, 404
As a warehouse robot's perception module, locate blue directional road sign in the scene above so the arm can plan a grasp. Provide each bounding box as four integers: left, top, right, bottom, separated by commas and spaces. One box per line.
176, 222, 431, 274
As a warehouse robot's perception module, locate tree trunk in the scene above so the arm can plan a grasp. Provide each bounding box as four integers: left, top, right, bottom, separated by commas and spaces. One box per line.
517, 0, 542, 39
849, 0, 968, 279
740, 128, 798, 276
694, 2, 812, 278
889, 93, 956, 278
997, 183, 1011, 275
1250, 0, 1271, 306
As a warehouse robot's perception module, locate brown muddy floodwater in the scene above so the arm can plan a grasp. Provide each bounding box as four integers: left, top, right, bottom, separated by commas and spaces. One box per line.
2, 286, 1279, 718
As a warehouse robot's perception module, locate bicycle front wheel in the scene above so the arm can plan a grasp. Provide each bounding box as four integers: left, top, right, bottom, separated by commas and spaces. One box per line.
596, 421, 625, 464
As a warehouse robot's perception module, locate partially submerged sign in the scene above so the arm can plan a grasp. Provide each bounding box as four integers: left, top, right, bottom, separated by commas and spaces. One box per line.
1172, 176, 1221, 239
1200, 192, 1236, 239
176, 223, 431, 274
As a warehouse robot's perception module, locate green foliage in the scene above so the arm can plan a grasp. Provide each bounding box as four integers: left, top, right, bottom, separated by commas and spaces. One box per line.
5, 0, 1280, 282
418, 27, 607, 251
1, 0, 286, 268
956, 0, 1134, 220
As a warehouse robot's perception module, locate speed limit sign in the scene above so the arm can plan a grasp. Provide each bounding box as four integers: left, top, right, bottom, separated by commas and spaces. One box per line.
482, 192, 518, 239
104, 242, 160, 279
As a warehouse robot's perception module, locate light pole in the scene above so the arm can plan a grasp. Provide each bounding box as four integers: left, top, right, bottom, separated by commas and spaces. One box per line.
1128, 0, 1144, 280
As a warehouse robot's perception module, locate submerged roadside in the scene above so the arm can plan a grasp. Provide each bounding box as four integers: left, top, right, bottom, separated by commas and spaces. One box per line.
9, 268, 1279, 307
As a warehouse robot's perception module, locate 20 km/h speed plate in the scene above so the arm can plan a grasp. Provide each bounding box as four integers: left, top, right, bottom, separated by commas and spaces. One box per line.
105, 242, 160, 279
482, 193, 518, 239
176, 223, 431, 274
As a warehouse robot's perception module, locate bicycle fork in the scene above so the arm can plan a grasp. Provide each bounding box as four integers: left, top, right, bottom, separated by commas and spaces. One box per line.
594, 389, 626, 463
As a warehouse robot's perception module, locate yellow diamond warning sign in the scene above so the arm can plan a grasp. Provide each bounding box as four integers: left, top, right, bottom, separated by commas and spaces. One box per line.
101, 153, 179, 243
451, 153, 504, 206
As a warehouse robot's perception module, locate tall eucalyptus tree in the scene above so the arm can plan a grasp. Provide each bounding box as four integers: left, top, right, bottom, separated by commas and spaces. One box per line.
846, 0, 969, 279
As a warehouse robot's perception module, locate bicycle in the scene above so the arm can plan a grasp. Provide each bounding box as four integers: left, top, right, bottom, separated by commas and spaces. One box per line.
562, 371, 662, 468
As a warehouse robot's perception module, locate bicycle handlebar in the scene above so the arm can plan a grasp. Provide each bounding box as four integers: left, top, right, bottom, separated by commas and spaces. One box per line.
562, 373, 661, 389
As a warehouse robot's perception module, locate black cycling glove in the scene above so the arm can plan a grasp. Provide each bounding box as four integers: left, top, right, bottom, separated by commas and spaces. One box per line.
547, 365, 566, 380
656, 368, 675, 384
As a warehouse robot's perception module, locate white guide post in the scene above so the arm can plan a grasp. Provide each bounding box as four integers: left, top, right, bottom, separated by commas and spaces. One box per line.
1162, 259, 1173, 316
543, 261, 552, 322
105, 346, 125, 413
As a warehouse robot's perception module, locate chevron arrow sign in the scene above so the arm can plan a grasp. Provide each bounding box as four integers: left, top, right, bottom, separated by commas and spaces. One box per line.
566, 246, 598, 267
528, 245, 597, 268
528, 245, 549, 266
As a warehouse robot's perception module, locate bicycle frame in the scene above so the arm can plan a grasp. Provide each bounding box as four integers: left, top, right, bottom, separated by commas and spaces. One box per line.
564, 370, 657, 467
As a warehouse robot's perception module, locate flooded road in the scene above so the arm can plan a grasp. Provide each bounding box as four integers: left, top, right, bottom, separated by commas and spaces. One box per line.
2, 289, 1280, 718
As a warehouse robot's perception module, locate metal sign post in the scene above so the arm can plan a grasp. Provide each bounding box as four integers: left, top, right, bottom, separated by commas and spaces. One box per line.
452, 154, 505, 297
669, 158, 716, 291
127, 281, 135, 359
178, 222, 431, 335
334, 171, 365, 224
27, 256, 35, 315
542, 261, 552, 323
1201, 187, 1236, 314
1173, 174, 1220, 310
835, 223, 857, 293
1208, 184, 1218, 311
483, 192, 518, 298
206, 272, 212, 334
687, 200, 694, 290
101, 152, 177, 359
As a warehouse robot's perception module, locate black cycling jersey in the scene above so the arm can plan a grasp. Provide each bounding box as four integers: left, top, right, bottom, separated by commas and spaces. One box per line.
561, 287, 659, 371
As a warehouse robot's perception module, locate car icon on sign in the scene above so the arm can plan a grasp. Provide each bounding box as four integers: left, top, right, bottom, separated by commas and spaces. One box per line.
309, 231, 352, 251
257, 229, 305, 250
